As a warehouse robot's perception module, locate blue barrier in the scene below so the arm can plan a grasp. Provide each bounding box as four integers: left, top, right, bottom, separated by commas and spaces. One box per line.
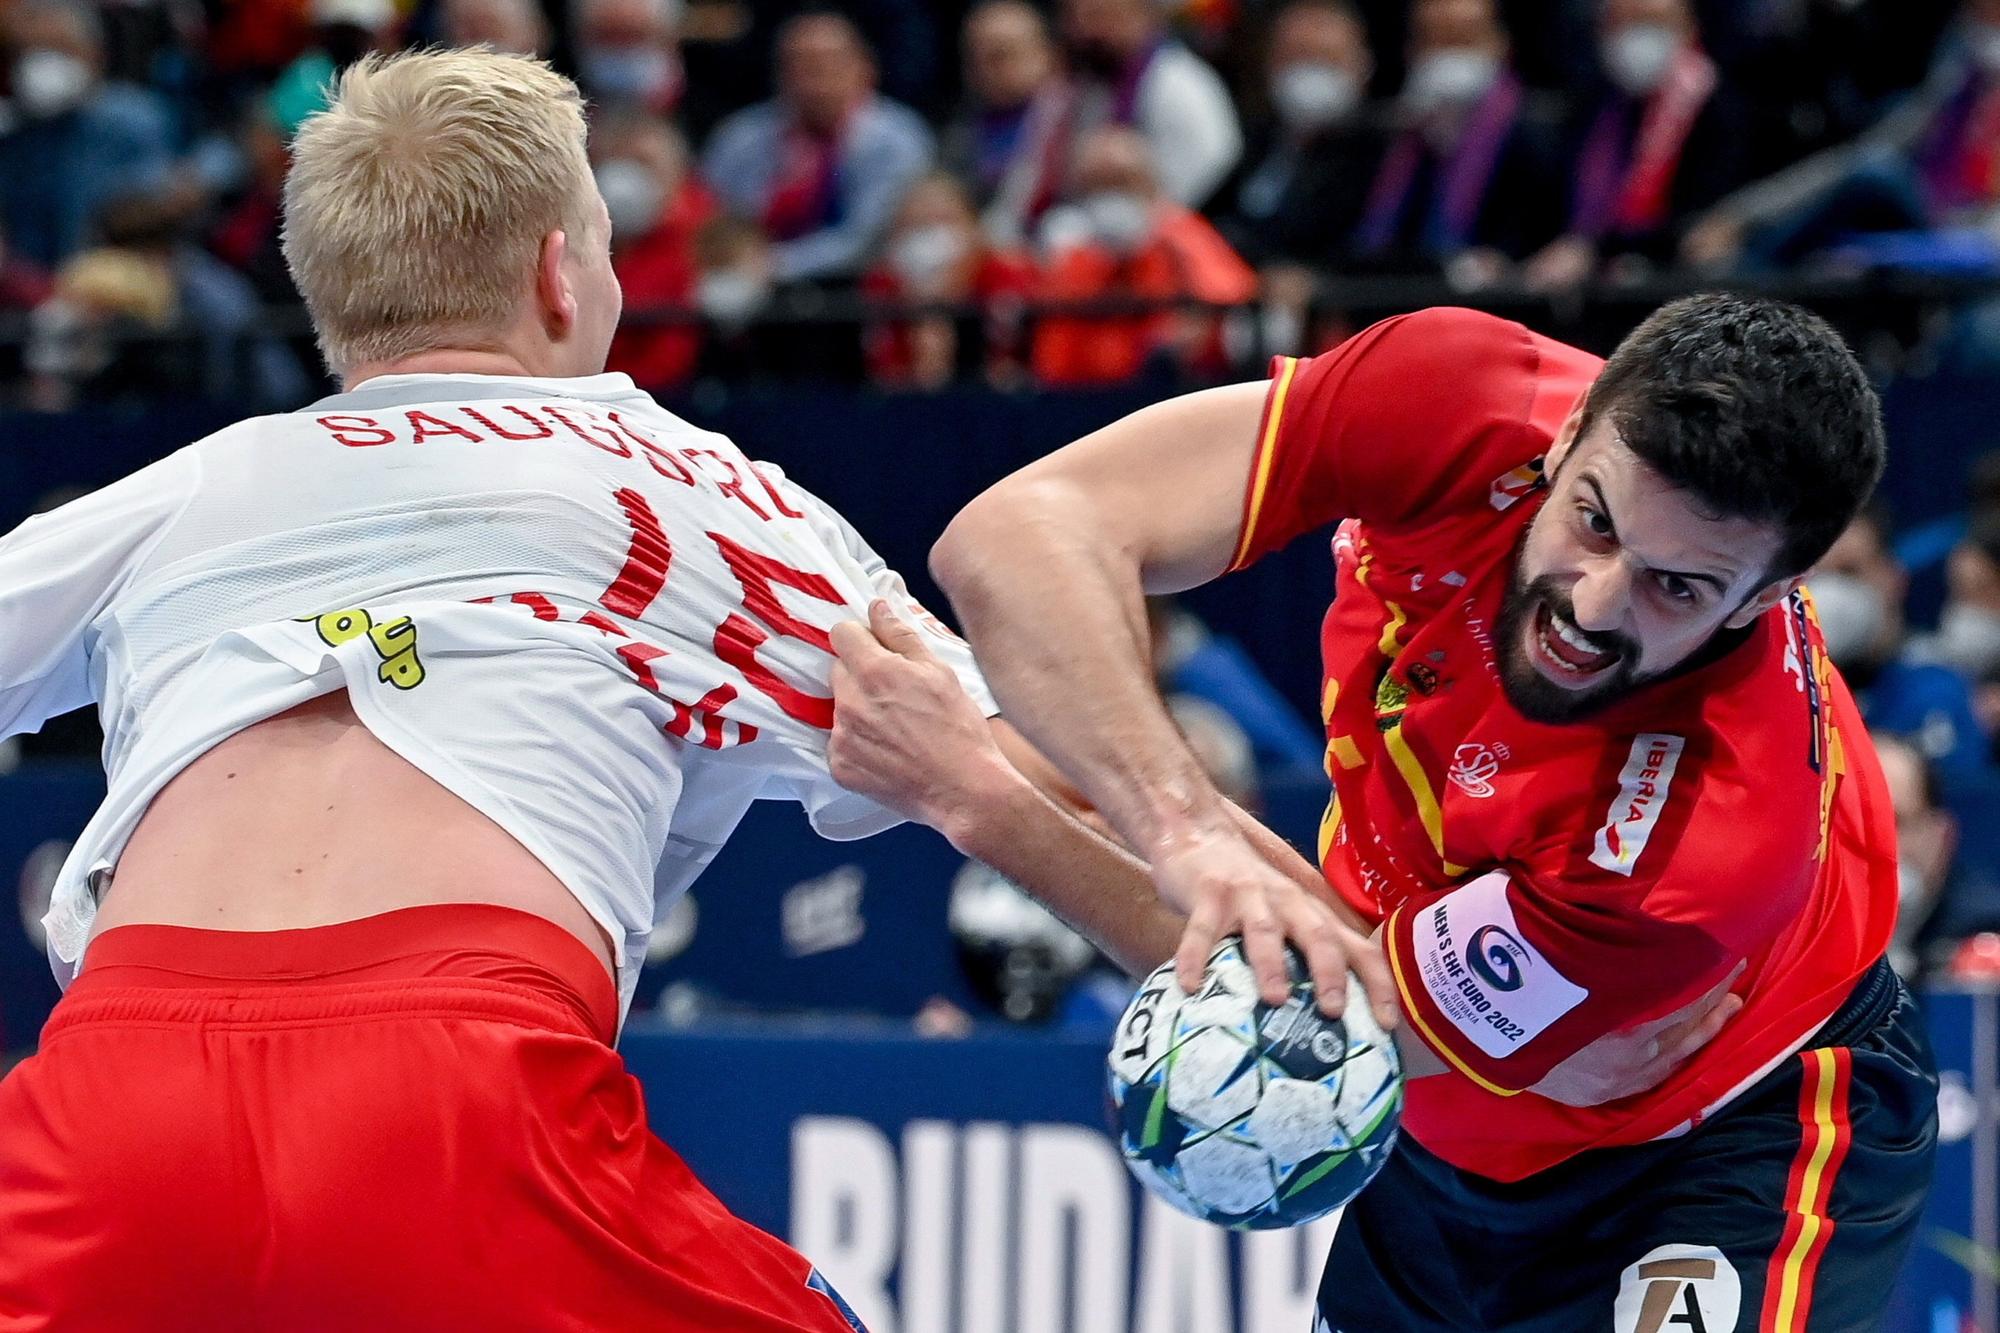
627, 991, 2000, 1333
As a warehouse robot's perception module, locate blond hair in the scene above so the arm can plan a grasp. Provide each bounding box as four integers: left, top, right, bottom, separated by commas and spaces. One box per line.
282, 47, 594, 372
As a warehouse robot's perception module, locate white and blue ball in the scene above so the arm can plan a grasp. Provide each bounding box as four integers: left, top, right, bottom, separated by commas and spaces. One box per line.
1106, 938, 1402, 1228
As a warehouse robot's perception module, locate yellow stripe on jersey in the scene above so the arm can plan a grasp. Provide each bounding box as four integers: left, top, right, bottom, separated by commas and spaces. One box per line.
1230, 356, 1299, 571
1378, 599, 1409, 657
1385, 905, 1521, 1098
1316, 794, 1343, 865
1383, 722, 1466, 877
1320, 680, 1365, 772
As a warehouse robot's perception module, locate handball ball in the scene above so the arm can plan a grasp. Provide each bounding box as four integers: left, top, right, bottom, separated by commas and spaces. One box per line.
1106, 937, 1402, 1228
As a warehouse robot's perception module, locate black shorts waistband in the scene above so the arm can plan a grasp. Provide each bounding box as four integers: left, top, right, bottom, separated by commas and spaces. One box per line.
1808, 957, 1900, 1052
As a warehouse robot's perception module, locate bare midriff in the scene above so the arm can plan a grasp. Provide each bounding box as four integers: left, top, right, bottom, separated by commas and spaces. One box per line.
92, 690, 616, 977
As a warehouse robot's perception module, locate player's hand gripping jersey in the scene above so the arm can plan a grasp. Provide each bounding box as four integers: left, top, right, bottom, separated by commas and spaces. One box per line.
1230, 310, 1899, 1182
0, 372, 993, 1020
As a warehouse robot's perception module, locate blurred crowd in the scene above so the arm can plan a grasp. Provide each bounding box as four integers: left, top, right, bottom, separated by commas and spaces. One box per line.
1811, 492, 2000, 987
1, 0, 1998, 404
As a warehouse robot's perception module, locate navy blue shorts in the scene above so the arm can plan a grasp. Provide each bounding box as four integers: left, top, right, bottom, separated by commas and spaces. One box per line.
1318, 959, 1939, 1332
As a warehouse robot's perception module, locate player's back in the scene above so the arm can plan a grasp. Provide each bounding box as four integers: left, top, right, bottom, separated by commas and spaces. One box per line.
11, 372, 988, 1021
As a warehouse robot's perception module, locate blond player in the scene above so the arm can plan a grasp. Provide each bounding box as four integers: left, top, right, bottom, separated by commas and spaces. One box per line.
0, 49, 1190, 1330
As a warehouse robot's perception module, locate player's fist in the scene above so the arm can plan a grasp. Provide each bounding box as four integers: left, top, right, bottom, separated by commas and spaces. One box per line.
828, 600, 1007, 832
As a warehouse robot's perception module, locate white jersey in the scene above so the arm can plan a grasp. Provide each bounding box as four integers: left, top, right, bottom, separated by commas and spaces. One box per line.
0, 372, 994, 1022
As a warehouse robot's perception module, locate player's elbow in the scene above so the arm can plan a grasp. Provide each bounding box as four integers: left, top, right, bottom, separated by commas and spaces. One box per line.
931, 477, 1081, 608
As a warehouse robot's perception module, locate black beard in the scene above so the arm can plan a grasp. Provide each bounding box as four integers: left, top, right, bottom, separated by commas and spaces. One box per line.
1495, 568, 1643, 724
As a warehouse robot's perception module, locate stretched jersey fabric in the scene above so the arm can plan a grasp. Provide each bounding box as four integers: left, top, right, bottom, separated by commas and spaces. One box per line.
0, 372, 994, 1024
1231, 309, 1897, 1182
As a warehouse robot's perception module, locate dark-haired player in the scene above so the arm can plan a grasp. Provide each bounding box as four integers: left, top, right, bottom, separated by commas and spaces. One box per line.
836, 298, 1938, 1329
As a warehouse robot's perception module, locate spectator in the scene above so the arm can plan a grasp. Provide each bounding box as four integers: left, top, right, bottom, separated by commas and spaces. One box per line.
1925, 514, 2000, 728
944, 0, 1079, 249
593, 112, 716, 390
1149, 598, 1326, 773
1349, 0, 1564, 282
689, 214, 778, 379
1720, 0, 1954, 178
1874, 732, 1961, 979
209, 101, 299, 310
29, 184, 312, 412
0, 1, 176, 270
440, 0, 553, 56
1521, 0, 1753, 291
860, 172, 1037, 389
1061, 0, 1244, 207
702, 11, 934, 284
1681, 0, 2000, 273
0, 221, 51, 315
572, 0, 683, 115
1031, 125, 1257, 385
1813, 505, 1991, 779
1222, 0, 1384, 267
266, 0, 402, 140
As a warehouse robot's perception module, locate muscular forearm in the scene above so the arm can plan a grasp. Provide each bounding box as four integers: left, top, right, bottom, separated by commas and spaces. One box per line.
931, 383, 1269, 872
933, 486, 1237, 865
941, 753, 1185, 977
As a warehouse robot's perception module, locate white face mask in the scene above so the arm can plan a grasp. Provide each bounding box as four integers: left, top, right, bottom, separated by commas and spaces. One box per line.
1080, 190, 1154, 253
579, 44, 676, 103
1937, 602, 2000, 679
594, 159, 666, 240
1602, 23, 1680, 97
14, 49, 90, 119
1271, 61, 1362, 132
1806, 572, 1888, 670
697, 269, 768, 329
888, 222, 970, 287
1971, 21, 2000, 75
1402, 47, 1499, 118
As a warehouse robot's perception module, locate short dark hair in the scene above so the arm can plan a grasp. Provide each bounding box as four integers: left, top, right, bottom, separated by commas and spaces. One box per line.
1575, 294, 1885, 582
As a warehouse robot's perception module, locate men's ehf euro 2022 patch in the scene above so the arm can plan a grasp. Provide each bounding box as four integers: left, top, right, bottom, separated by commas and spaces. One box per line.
1411, 871, 1588, 1059
1589, 734, 1686, 877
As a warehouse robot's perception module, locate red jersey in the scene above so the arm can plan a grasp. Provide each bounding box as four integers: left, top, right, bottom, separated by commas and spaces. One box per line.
1231, 308, 1898, 1182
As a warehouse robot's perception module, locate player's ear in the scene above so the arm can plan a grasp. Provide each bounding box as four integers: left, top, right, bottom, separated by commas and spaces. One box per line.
536, 228, 577, 340
1724, 574, 1801, 630
1544, 394, 1590, 475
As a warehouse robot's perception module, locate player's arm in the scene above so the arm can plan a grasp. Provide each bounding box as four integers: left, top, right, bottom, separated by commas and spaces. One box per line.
929, 379, 1266, 864
0, 454, 195, 739
925, 382, 1404, 1025
931, 312, 1537, 1018
828, 603, 1184, 976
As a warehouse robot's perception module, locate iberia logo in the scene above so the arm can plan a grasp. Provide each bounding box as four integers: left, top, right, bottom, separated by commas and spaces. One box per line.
1488, 458, 1546, 511
1590, 734, 1686, 876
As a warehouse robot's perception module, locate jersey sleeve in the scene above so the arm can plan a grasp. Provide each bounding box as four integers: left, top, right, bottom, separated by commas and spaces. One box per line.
1228, 307, 1598, 570
0, 452, 198, 740
1383, 729, 1819, 1096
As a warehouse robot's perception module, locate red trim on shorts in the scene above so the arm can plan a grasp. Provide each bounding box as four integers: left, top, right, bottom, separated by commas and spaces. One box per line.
68, 903, 618, 1043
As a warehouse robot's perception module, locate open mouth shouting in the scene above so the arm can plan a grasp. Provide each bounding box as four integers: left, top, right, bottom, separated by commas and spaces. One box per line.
1527, 602, 1623, 689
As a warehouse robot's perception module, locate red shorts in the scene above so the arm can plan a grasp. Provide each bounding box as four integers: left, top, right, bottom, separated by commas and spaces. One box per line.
0, 904, 867, 1333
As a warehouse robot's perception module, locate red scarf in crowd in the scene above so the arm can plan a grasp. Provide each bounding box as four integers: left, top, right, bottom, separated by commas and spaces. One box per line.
1570, 44, 1717, 238
762, 114, 850, 242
